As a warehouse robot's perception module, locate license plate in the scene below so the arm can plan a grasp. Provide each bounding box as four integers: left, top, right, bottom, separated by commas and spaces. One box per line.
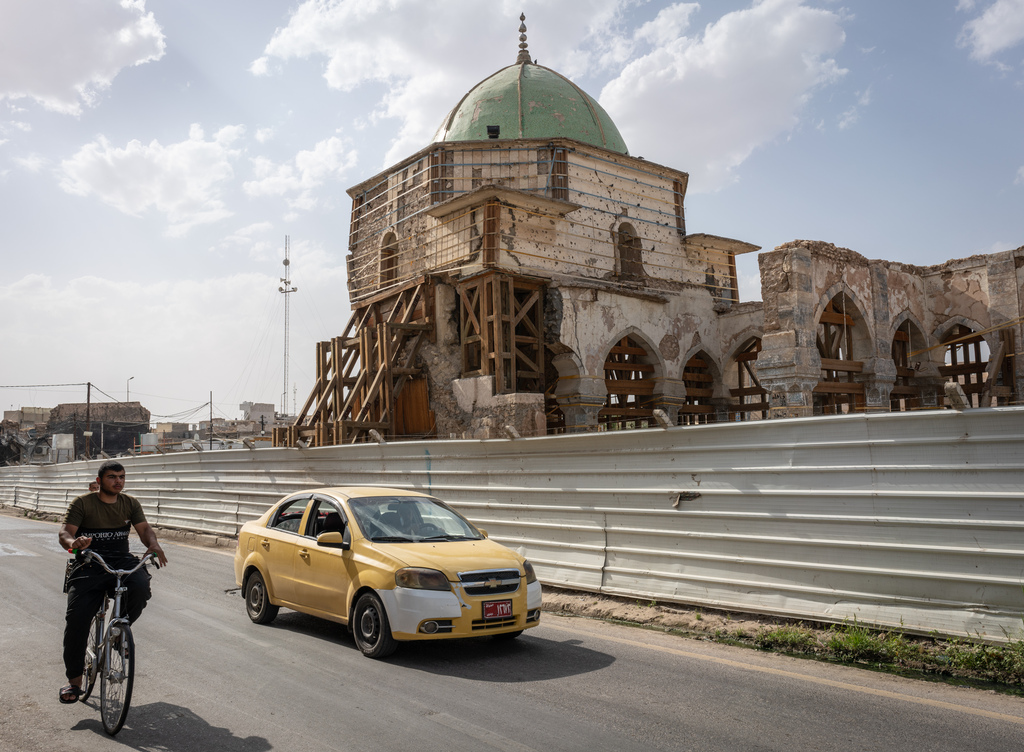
483, 599, 513, 620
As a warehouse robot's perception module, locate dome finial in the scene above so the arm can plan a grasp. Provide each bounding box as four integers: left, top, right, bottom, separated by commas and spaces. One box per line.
516, 13, 533, 64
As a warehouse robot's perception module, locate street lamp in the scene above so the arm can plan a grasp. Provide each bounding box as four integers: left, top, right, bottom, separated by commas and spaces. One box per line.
127, 376, 135, 402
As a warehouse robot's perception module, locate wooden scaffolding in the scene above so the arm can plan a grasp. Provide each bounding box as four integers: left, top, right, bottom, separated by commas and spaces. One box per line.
457, 271, 545, 394
274, 282, 434, 447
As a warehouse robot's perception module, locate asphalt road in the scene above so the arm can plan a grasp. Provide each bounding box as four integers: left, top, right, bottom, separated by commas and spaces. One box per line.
3, 512, 1024, 752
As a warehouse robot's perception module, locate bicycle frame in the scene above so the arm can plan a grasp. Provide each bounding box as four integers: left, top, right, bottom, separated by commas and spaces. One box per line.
74, 549, 157, 735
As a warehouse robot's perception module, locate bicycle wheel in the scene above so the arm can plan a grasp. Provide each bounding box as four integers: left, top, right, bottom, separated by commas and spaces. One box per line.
80, 611, 103, 701
100, 622, 135, 736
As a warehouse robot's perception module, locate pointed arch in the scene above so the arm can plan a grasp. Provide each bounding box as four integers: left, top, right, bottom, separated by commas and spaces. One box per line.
380, 232, 399, 286
889, 312, 928, 411
679, 349, 720, 425
728, 336, 768, 420
614, 222, 645, 280
937, 320, 992, 408
813, 289, 869, 415
600, 330, 661, 428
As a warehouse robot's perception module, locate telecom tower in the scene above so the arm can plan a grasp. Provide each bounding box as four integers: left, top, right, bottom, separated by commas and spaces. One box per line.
279, 236, 297, 416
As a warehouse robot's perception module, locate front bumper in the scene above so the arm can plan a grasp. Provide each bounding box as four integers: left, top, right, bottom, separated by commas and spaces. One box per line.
380, 579, 542, 639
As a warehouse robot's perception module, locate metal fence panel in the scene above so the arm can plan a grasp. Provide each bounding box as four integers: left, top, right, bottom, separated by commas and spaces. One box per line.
3, 408, 1023, 641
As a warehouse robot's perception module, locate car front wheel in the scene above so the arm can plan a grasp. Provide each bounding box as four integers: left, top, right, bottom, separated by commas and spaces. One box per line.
352, 592, 397, 658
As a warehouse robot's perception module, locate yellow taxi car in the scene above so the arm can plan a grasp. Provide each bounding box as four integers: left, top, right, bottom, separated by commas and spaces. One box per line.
234, 486, 542, 657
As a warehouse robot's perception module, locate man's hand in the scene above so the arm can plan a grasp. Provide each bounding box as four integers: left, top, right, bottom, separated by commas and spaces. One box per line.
147, 545, 168, 568
70, 535, 93, 551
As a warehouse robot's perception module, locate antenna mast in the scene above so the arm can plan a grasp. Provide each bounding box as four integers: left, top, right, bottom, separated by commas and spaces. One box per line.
279, 236, 297, 416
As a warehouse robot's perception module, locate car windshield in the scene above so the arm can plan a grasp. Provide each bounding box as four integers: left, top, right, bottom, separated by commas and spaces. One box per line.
347, 495, 483, 543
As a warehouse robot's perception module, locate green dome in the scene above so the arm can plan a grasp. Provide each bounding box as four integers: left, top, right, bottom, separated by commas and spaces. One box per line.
433, 61, 629, 155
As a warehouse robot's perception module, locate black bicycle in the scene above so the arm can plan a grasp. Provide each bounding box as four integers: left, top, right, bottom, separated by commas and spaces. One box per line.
73, 549, 158, 735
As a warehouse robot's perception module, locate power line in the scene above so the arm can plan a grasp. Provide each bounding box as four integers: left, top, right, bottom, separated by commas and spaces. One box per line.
0, 382, 89, 388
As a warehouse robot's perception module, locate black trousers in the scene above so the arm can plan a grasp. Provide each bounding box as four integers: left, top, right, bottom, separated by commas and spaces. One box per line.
63, 556, 151, 680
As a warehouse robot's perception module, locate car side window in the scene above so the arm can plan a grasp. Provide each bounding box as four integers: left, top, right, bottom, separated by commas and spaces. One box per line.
305, 498, 346, 538
269, 497, 312, 534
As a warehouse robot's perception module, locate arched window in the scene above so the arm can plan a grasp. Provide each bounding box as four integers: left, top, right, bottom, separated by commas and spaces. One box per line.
615, 223, 644, 280
380, 232, 398, 285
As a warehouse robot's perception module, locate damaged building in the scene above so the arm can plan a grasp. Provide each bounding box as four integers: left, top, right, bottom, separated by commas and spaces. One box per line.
276, 20, 1022, 447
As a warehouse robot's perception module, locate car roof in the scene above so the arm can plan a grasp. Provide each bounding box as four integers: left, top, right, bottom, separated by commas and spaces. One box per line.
301, 486, 433, 500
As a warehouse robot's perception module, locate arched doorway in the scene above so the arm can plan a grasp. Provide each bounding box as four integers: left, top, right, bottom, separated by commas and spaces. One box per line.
680, 351, 715, 425
890, 319, 926, 411
814, 293, 866, 414
939, 324, 990, 407
601, 335, 656, 428
730, 337, 767, 420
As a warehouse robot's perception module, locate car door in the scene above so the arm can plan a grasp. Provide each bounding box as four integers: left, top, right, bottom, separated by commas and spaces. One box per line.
258, 494, 313, 605
292, 495, 354, 620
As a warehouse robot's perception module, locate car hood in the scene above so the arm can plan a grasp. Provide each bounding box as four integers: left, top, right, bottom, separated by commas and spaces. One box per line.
367, 538, 524, 579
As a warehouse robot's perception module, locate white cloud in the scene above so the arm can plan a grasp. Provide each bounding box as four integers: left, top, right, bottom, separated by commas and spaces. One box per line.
58, 123, 242, 236
1, 255, 349, 419
0, 0, 165, 115
959, 0, 1024, 62
1015, 165, 1024, 184
601, 0, 847, 191
243, 136, 357, 211
255, 127, 275, 143
13, 153, 47, 172
253, 0, 626, 166
838, 85, 872, 129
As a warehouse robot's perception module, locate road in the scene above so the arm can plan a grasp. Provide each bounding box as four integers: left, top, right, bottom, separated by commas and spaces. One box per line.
3, 512, 1024, 751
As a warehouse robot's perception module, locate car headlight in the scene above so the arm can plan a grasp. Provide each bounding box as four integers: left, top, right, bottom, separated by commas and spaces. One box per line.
523, 560, 537, 584
396, 567, 451, 591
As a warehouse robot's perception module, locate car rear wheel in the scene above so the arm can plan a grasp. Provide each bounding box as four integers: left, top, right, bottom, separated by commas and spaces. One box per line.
245, 571, 279, 625
352, 592, 397, 658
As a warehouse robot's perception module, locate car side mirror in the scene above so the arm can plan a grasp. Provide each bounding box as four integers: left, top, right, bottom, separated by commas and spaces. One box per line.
317, 531, 350, 550
478, 528, 488, 538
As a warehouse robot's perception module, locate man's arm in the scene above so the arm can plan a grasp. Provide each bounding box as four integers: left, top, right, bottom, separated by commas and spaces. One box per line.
134, 521, 168, 567
58, 523, 93, 552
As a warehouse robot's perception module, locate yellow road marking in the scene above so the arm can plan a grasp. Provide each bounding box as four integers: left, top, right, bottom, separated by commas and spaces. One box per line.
543, 621, 1024, 725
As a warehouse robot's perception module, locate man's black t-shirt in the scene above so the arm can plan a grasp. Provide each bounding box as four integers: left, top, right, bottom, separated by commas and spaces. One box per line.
63, 493, 147, 555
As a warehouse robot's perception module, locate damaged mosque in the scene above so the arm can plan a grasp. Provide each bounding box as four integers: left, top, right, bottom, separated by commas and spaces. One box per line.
275, 17, 1023, 448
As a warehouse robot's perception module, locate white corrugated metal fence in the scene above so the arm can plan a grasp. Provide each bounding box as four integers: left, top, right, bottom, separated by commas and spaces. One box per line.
3, 407, 1023, 642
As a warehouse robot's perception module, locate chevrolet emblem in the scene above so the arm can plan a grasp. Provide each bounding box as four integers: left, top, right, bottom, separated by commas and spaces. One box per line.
484, 578, 502, 589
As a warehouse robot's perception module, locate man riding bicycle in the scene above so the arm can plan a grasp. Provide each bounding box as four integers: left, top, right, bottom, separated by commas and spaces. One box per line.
57, 461, 168, 704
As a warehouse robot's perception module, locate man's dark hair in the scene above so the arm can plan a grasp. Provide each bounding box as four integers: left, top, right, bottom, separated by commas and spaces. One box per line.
97, 460, 125, 479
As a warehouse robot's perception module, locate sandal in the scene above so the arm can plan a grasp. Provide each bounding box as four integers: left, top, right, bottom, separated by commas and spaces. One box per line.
58, 684, 83, 704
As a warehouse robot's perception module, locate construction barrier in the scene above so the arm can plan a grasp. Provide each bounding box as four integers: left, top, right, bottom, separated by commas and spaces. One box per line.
3, 407, 1024, 642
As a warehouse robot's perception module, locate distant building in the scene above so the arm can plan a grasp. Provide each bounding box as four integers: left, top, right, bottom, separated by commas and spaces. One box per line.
48, 402, 150, 458
153, 422, 192, 440
239, 402, 276, 436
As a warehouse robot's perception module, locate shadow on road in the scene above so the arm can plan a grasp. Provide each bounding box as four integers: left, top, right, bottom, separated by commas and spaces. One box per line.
268, 609, 615, 682
71, 701, 271, 751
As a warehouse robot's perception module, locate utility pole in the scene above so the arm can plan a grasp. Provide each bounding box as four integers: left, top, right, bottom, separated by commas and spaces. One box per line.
279, 236, 297, 417
85, 382, 92, 460
209, 392, 214, 451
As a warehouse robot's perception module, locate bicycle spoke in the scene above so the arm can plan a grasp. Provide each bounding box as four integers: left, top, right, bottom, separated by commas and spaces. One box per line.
100, 624, 134, 735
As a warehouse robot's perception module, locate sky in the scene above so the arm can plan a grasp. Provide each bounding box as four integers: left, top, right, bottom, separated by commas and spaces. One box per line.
2, 0, 1023, 425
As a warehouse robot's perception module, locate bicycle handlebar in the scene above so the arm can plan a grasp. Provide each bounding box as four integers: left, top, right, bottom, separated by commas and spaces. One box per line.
67, 548, 160, 574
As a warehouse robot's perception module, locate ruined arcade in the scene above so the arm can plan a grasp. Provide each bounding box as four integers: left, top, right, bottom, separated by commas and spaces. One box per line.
275, 19, 1022, 448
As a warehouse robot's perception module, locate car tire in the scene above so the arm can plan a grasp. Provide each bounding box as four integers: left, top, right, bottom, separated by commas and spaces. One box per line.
493, 630, 524, 641
245, 570, 279, 625
352, 592, 398, 658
